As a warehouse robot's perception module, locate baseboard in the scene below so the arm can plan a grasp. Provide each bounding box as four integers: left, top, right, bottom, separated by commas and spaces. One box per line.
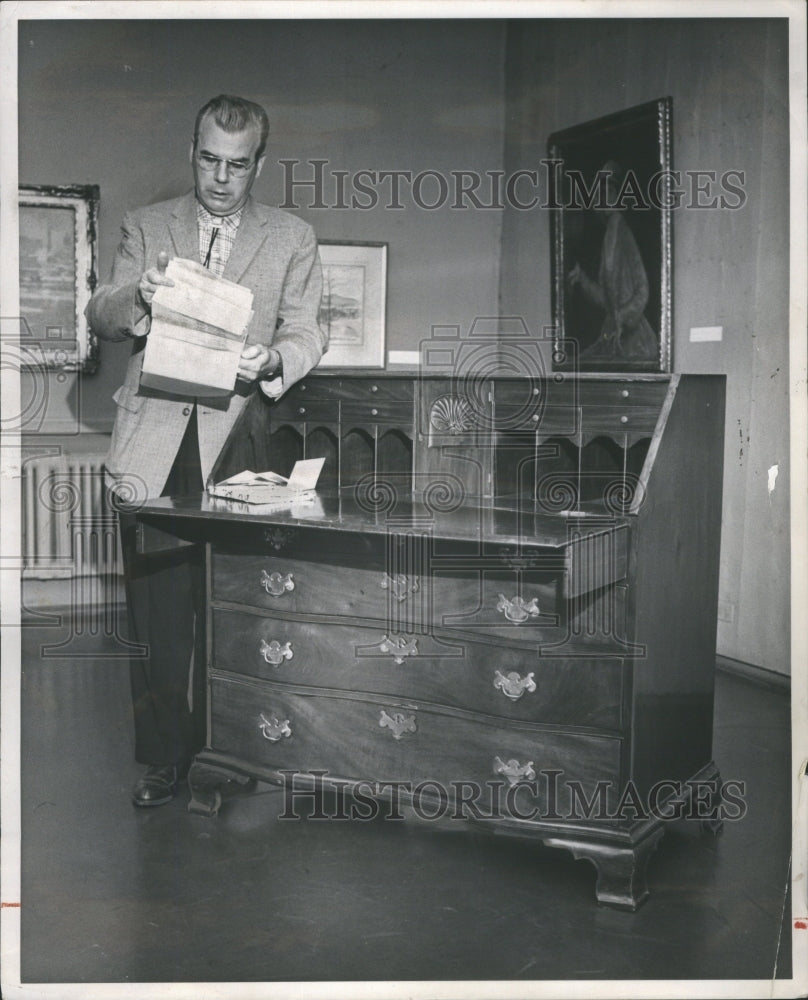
716, 654, 790, 693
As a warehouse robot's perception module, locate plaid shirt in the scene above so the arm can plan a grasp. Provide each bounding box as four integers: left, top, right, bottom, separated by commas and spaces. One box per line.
196, 203, 243, 277
195, 200, 283, 397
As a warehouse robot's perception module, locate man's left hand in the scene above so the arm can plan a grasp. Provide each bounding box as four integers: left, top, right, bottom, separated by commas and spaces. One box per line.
238, 344, 281, 383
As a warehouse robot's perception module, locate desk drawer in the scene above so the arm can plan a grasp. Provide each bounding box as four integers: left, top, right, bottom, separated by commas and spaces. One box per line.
494, 379, 668, 410
494, 380, 668, 436
495, 403, 659, 436
212, 537, 413, 622
269, 396, 340, 425
269, 379, 415, 425
211, 529, 388, 617
340, 401, 415, 425
339, 379, 415, 404
211, 542, 565, 630
548, 379, 669, 409
210, 676, 623, 816
211, 609, 624, 730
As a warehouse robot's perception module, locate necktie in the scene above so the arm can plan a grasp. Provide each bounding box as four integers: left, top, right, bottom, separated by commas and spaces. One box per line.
203, 227, 220, 270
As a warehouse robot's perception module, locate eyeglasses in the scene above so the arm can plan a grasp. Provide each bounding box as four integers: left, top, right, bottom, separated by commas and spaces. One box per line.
195, 150, 255, 178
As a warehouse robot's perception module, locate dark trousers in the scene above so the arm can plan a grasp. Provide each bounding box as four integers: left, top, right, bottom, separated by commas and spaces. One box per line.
119, 409, 207, 768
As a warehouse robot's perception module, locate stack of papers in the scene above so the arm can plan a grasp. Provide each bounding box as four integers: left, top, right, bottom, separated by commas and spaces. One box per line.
208, 494, 326, 518
141, 257, 254, 396
208, 458, 325, 505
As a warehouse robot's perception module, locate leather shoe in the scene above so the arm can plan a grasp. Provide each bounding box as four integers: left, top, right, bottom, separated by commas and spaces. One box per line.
132, 764, 180, 807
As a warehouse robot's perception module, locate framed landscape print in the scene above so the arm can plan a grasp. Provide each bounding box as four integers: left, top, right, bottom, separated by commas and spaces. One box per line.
18, 184, 100, 373
315, 241, 387, 369
548, 98, 673, 373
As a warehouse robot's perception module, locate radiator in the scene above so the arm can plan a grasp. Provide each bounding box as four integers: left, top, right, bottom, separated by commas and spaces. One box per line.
22, 453, 121, 580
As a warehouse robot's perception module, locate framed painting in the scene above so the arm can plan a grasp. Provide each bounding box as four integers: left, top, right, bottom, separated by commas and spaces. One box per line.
315, 241, 387, 369
548, 98, 673, 373
18, 184, 100, 373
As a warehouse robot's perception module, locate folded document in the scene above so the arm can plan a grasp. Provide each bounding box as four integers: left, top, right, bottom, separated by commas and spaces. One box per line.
208, 458, 325, 504
140, 257, 254, 397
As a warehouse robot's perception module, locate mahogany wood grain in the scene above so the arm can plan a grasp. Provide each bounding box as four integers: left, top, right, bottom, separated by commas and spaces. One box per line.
210, 608, 625, 730
212, 544, 563, 631
208, 675, 623, 807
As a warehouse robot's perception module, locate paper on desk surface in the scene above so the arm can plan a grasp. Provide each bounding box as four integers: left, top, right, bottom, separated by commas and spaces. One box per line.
141, 257, 254, 397
209, 494, 326, 519
209, 458, 326, 503
218, 469, 288, 486
216, 458, 325, 491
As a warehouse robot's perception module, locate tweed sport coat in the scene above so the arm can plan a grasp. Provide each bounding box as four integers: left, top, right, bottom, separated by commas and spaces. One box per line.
86, 191, 325, 498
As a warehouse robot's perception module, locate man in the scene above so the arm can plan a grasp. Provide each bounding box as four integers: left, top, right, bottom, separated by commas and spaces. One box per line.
86, 94, 326, 807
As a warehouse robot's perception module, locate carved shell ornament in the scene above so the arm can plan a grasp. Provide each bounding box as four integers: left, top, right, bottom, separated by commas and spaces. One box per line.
430, 394, 475, 435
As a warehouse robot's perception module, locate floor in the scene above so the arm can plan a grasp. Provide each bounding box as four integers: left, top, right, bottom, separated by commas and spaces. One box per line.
15, 603, 793, 993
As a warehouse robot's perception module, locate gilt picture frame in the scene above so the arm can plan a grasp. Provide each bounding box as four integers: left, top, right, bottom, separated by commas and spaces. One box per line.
548, 98, 673, 373
18, 183, 100, 373
315, 240, 387, 369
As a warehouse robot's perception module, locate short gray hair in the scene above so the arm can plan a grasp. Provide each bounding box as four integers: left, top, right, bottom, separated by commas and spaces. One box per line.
194, 94, 270, 158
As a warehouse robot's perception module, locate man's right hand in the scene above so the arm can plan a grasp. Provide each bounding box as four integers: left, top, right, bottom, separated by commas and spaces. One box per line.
137, 251, 174, 308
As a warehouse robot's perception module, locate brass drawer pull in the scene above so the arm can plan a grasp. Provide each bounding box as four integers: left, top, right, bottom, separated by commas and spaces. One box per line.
260, 639, 293, 667
378, 634, 419, 664
379, 709, 417, 740
493, 756, 536, 786
259, 714, 292, 742
493, 670, 537, 701
379, 572, 420, 603
496, 594, 540, 623
261, 569, 295, 597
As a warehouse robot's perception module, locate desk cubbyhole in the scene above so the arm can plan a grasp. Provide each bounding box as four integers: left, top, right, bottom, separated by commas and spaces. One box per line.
340, 427, 414, 497
264, 425, 303, 479
304, 426, 339, 490
495, 434, 651, 515
377, 429, 413, 488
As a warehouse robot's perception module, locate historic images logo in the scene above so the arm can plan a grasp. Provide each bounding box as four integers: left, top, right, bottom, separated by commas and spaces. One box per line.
277, 769, 747, 824
278, 159, 747, 212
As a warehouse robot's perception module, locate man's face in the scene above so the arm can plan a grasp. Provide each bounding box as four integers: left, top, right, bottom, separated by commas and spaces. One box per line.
191, 114, 265, 216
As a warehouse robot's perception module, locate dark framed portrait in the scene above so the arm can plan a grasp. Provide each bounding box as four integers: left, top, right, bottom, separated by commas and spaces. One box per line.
548, 98, 673, 373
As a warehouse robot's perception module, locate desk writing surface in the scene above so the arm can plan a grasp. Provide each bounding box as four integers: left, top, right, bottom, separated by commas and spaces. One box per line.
137, 490, 629, 551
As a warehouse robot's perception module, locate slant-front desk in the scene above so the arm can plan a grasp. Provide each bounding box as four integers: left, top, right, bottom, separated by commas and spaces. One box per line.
136, 372, 726, 909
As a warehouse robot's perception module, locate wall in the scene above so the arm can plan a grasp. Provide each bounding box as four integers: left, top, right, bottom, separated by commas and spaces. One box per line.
17, 16, 792, 675
18, 18, 507, 433
499, 18, 791, 674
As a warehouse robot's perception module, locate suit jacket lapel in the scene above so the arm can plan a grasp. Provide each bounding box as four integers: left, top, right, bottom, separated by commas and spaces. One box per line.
168, 192, 200, 262
223, 197, 270, 283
